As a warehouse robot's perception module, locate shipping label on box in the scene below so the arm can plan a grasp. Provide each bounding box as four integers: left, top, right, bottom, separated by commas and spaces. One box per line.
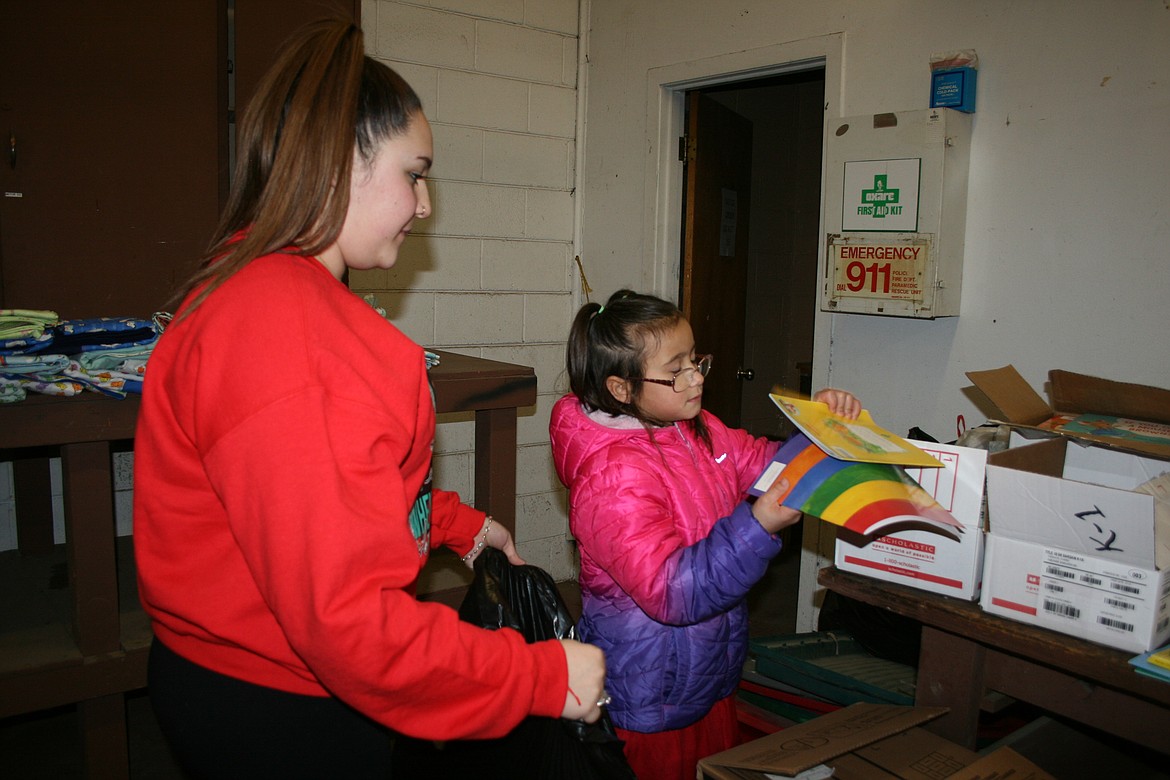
982, 536, 1170, 653
835, 442, 987, 599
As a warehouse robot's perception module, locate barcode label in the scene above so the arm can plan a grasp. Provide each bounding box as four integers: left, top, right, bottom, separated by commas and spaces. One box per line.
1098, 615, 1134, 632
1104, 598, 1135, 611
1046, 567, 1075, 580
1081, 575, 1102, 587
1044, 601, 1080, 619
1044, 583, 1064, 593
1111, 582, 1141, 595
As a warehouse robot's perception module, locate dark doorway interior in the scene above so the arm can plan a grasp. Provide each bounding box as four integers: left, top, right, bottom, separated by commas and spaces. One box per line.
681, 67, 827, 635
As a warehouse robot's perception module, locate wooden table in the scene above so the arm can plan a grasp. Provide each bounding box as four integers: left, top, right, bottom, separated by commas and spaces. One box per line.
817, 566, 1170, 755
0, 350, 536, 778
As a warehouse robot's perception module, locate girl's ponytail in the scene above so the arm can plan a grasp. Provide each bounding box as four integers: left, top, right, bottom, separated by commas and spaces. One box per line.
566, 301, 604, 403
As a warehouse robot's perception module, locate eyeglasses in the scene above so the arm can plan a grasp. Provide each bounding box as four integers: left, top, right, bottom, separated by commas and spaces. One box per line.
638, 354, 712, 392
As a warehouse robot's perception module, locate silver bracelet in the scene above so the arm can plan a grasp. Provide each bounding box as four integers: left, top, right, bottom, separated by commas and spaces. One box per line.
461, 516, 493, 562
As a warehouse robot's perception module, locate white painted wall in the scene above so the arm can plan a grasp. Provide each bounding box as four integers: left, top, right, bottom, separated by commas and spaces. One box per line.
581, 0, 1170, 423
576, 0, 1170, 622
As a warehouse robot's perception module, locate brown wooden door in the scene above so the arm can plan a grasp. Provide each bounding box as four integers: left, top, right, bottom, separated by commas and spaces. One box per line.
681, 92, 754, 428
233, 1, 359, 120
0, 1, 225, 319
0, 1, 358, 321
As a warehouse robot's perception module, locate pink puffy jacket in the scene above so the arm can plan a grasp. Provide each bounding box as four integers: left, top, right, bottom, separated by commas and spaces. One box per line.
550, 395, 784, 732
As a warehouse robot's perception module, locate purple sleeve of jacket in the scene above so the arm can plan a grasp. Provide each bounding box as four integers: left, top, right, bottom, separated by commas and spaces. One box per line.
575, 453, 785, 627
655, 501, 783, 625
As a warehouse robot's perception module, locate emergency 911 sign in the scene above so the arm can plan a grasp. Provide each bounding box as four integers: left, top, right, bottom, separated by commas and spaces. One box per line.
828, 236, 930, 303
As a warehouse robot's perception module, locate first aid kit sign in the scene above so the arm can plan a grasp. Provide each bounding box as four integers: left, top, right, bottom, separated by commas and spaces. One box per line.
842, 158, 921, 232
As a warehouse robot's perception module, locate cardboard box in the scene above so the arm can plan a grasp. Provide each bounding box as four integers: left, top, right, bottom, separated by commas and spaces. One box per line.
698, 703, 1044, 779
966, 365, 1170, 460
835, 442, 988, 600
698, 703, 952, 779
945, 748, 1056, 780
980, 437, 1170, 653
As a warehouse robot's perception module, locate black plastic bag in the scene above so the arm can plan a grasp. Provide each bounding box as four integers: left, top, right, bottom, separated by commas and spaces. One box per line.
458, 546, 577, 643
391, 548, 637, 779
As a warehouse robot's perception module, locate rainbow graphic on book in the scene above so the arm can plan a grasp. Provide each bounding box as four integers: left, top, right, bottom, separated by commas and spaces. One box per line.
750, 433, 963, 538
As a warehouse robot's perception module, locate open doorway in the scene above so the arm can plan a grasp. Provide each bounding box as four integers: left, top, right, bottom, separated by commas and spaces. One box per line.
681, 67, 826, 438
680, 67, 827, 636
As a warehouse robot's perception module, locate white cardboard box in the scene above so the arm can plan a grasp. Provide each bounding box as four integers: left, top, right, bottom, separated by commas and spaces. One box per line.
834, 441, 988, 600
981, 437, 1170, 653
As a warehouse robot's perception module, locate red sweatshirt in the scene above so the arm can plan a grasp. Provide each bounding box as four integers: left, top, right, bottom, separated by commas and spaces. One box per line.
133, 251, 566, 739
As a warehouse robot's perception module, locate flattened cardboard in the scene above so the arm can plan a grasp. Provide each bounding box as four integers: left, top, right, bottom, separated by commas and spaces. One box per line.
1050, 369, 1170, 424
966, 366, 1053, 427
698, 703, 946, 777
966, 365, 1170, 459
833, 727, 978, 779
945, 747, 1056, 780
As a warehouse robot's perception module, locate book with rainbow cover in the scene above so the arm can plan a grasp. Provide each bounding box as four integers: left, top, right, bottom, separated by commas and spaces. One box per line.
750, 397, 962, 537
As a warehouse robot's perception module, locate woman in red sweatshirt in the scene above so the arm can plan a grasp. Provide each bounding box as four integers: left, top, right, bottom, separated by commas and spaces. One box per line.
133, 19, 605, 778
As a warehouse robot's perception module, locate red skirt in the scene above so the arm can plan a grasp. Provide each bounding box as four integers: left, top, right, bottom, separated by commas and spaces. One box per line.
615, 694, 739, 780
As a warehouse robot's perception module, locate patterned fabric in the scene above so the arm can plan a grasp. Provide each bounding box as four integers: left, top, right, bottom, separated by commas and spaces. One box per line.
0, 309, 58, 344
49, 316, 160, 353
0, 313, 168, 402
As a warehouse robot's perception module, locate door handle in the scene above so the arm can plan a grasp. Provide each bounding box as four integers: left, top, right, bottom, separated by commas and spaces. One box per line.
736, 368, 755, 381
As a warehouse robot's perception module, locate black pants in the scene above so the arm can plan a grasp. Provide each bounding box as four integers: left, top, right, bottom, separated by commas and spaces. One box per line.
148, 639, 394, 779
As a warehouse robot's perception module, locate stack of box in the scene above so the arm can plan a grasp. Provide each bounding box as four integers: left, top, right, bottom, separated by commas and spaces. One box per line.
968, 366, 1170, 654
830, 364, 1170, 654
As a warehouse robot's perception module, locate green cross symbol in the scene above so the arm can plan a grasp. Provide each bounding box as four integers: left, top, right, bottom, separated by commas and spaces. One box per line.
860, 175, 900, 218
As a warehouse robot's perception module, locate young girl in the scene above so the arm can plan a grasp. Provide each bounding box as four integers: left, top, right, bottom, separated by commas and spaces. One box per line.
550, 289, 860, 780
133, 20, 605, 777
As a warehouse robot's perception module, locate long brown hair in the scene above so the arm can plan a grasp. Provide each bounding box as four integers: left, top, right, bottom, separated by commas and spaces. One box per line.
173, 20, 421, 320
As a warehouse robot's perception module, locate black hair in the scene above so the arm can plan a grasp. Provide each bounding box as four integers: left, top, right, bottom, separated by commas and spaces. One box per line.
566, 289, 710, 446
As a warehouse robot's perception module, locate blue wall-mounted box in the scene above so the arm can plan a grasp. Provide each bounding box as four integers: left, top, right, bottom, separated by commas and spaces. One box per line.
930, 67, 977, 113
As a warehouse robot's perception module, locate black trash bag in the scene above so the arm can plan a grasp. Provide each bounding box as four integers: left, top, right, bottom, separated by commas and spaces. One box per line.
391, 548, 638, 780
458, 545, 577, 643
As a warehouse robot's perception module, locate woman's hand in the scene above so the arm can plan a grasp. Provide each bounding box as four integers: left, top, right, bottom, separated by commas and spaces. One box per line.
483, 516, 525, 566
462, 516, 526, 569
751, 476, 803, 535
559, 639, 607, 723
813, 388, 862, 420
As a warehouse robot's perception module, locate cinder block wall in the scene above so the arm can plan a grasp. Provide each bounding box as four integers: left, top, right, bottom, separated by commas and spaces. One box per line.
355, 0, 581, 585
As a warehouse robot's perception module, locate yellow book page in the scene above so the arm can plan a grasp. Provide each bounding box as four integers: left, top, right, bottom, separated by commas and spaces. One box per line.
1149, 646, 1170, 672
770, 394, 943, 468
